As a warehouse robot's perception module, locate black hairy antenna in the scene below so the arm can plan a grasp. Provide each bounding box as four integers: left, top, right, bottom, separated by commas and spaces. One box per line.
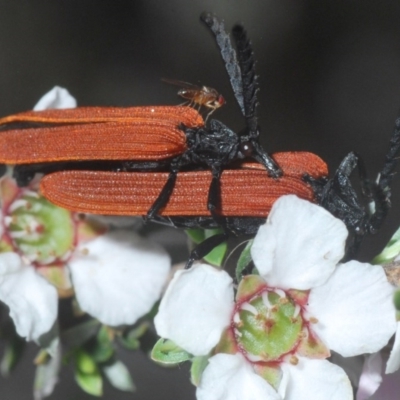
231, 24, 259, 138
200, 13, 245, 114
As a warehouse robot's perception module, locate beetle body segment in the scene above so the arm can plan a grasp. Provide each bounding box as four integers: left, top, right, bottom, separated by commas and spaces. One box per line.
0, 106, 203, 164
40, 152, 327, 216
0, 105, 204, 126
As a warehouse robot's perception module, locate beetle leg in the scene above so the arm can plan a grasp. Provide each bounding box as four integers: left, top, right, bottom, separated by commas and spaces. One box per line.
207, 166, 227, 227
251, 141, 282, 178
185, 232, 228, 269
146, 158, 182, 220
146, 171, 177, 219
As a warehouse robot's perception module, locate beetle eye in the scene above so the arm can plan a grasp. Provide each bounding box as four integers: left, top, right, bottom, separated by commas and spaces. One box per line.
240, 141, 254, 157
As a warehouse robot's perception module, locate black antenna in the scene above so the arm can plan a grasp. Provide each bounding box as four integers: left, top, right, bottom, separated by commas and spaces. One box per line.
231, 24, 259, 138
201, 12, 282, 178
378, 116, 400, 192
367, 116, 400, 233
200, 13, 245, 115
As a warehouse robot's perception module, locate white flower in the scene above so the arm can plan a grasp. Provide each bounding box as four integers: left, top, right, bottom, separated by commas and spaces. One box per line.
155, 195, 396, 400
69, 230, 170, 326
0, 87, 170, 340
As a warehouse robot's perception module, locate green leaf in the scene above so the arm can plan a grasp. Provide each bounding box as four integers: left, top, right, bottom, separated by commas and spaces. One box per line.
373, 226, 400, 264
146, 302, 159, 319
75, 349, 97, 374
97, 325, 111, 346
190, 355, 209, 386
119, 322, 149, 350
90, 341, 114, 364
125, 322, 149, 341
151, 339, 191, 366
118, 336, 140, 351
203, 229, 227, 267
89, 327, 114, 363
186, 228, 227, 267
186, 229, 206, 244
236, 240, 254, 281
61, 319, 101, 349
74, 349, 102, 396
103, 360, 135, 392
394, 290, 400, 311
0, 336, 26, 377
75, 369, 103, 397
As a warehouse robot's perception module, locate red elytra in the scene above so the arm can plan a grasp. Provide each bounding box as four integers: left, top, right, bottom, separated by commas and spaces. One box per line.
0, 106, 203, 163
39, 152, 328, 216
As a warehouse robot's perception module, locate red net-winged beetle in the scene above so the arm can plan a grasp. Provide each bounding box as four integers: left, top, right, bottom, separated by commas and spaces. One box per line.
0, 13, 399, 267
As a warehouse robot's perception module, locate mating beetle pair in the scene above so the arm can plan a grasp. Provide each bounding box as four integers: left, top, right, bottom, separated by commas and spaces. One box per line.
0, 13, 398, 266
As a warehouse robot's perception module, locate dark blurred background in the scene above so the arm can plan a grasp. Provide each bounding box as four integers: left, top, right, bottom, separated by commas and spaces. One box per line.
1, 0, 400, 398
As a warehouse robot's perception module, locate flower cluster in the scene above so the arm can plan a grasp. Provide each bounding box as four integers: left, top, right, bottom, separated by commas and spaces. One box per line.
0, 87, 171, 340
154, 195, 397, 399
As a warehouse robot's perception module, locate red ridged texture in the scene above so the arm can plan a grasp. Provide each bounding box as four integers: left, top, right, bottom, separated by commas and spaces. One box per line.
40, 152, 328, 217
0, 106, 203, 163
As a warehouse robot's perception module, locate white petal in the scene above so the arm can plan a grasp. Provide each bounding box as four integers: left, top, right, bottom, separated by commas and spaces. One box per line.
33, 86, 77, 111
69, 230, 170, 326
308, 261, 396, 356
386, 322, 400, 373
356, 353, 383, 400
251, 195, 348, 290
154, 264, 234, 356
0, 252, 23, 277
282, 357, 353, 400
197, 353, 281, 400
0, 253, 57, 341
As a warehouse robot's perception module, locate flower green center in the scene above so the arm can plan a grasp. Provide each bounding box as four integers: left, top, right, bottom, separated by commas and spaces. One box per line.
7, 192, 75, 265
233, 289, 303, 362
